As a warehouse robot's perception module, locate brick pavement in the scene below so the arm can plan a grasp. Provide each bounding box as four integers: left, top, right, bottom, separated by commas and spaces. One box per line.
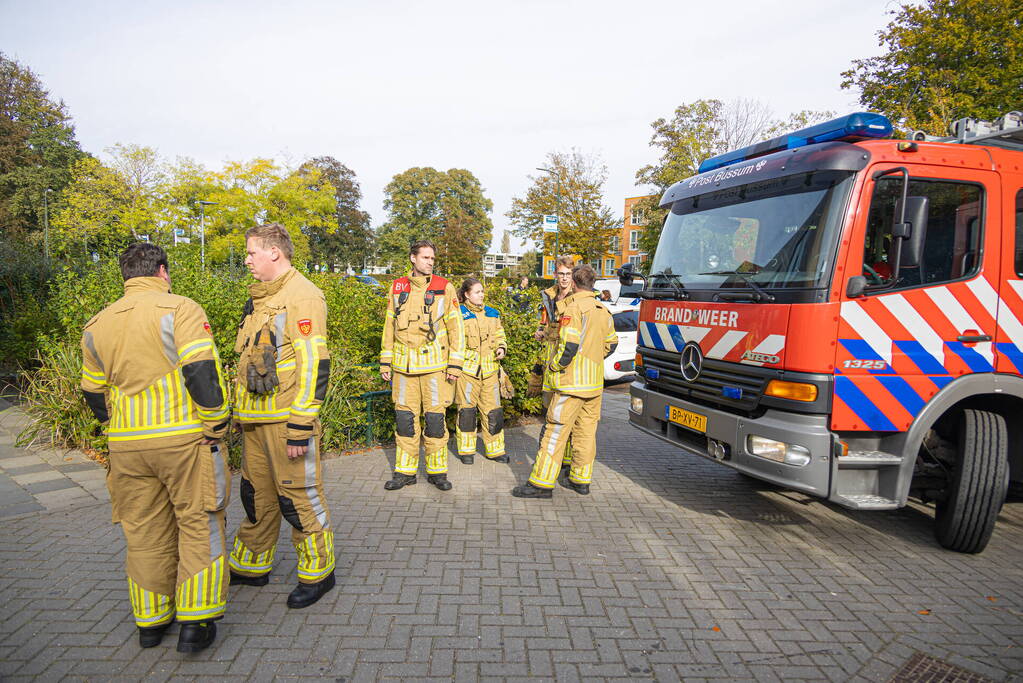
0, 388, 1021, 681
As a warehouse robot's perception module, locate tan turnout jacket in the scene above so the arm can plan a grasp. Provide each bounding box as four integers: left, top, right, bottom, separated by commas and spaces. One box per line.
234, 267, 330, 445
380, 275, 465, 376
80, 276, 230, 450
547, 290, 617, 398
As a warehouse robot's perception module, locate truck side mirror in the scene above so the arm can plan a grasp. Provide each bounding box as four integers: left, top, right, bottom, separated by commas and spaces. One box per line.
891, 196, 928, 269
846, 275, 867, 298
618, 262, 635, 287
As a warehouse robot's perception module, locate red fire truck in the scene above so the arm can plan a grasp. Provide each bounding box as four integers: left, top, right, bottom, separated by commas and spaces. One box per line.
620, 110, 1023, 553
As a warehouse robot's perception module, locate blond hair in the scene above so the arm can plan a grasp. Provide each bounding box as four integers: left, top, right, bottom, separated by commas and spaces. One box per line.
555, 255, 575, 270
245, 222, 294, 260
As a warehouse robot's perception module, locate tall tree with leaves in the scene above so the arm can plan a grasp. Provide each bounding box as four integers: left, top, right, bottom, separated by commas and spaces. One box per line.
0, 53, 85, 236
376, 167, 493, 274
634, 99, 833, 265
506, 150, 621, 264
841, 0, 1022, 135
297, 156, 372, 271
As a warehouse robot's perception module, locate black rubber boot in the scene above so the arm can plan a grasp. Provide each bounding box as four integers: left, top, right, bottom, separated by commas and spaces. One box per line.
558, 475, 590, 495
229, 571, 269, 587
457, 454, 474, 465
176, 621, 216, 653
287, 571, 336, 609
384, 472, 417, 490
490, 455, 510, 463
138, 622, 171, 648
427, 473, 453, 491
511, 482, 553, 499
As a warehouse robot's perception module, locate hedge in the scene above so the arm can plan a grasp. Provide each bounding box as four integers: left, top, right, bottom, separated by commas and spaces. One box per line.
12, 249, 545, 467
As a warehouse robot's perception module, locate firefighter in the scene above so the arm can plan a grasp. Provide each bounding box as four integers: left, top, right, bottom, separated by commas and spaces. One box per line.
80, 243, 231, 652
228, 223, 335, 609
380, 239, 465, 491
527, 256, 576, 471
455, 277, 508, 464
513, 264, 617, 499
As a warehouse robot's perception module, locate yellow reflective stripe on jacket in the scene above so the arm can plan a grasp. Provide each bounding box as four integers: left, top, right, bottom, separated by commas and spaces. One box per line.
107, 367, 206, 441
175, 556, 227, 622
177, 338, 213, 362
234, 359, 298, 422
446, 306, 465, 365
81, 366, 107, 386
127, 576, 174, 626
550, 355, 603, 393
390, 335, 451, 374
290, 334, 326, 418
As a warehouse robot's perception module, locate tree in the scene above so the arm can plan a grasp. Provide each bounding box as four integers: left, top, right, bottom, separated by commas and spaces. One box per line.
0, 53, 85, 236
506, 150, 621, 264
376, 167, 493, 274
634, 99, 833, 265
841, 0, 1023, 135
166, 157, 336, 265
297, 156, 372, 272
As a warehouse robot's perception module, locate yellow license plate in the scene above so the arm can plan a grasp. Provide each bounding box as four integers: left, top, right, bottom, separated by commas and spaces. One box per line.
666, 405, 707, 433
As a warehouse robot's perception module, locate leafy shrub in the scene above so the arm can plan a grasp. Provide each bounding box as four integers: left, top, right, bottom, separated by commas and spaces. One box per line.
17, 252, 548, 460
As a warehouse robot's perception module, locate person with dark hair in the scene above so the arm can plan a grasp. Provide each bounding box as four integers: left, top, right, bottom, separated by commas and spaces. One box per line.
80, 242, 231, 652
454, 278, 508, 464
379, 240, 465, 491
228, 223, 336, 610
513, 264, 617, 499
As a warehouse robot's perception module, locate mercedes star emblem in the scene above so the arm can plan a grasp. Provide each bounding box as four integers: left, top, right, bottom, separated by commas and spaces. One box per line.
680, 341, 704, 382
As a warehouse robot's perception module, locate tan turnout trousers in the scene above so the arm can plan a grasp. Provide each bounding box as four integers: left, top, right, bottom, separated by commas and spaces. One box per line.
529, 393, 602, 488
455, 373, 505, 458
392, 371, 455, 475
107, 440, 230, 626
230, 422, 334, 584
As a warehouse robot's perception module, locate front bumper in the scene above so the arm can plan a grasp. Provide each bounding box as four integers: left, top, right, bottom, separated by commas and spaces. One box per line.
629, 381, 836, 498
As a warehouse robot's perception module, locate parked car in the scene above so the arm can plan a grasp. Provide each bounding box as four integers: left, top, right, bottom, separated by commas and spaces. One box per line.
594, 279, 643, 313
604, 308, 639, 381
345, 274, 383, 288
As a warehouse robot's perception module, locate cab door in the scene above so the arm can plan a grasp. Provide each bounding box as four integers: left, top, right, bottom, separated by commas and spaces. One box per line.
834, 164, 1000, 432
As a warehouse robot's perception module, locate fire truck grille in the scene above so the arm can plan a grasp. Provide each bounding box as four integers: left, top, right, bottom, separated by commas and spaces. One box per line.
640, 347, 771, 412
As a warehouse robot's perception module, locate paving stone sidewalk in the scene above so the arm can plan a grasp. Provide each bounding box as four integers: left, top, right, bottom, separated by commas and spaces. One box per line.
0, 388, 1021, 681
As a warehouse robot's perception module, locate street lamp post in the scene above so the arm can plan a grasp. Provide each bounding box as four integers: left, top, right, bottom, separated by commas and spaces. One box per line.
535, 167, 561, 275
198, 200, 217, 270
43, 188, 52, 265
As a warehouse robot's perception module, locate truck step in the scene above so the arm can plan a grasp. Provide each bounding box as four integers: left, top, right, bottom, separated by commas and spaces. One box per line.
833, 493, 900, 510
838, 450, 902, 469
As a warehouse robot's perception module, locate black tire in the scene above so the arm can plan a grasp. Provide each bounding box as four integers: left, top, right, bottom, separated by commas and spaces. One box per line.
934, 409, 1009, 553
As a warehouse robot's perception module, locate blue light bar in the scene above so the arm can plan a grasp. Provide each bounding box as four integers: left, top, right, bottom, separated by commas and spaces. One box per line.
697, 112, 894, 174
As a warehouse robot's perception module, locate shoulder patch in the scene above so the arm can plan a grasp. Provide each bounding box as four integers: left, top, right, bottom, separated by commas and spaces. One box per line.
461, 305, 476, 320
484, 306, 500, 318
392, 277, 411, 294
297, 319, 312, 336
560, 316, 572, 327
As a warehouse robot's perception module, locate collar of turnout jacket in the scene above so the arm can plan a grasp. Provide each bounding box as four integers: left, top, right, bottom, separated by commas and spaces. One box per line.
234, 267, 330, 429
460, 302, 506, 379
544, 290, 617, 398
380, 274, 465, 376
79, 276, 230, 447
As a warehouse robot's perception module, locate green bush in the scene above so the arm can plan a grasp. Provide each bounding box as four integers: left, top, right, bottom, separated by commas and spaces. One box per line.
17, 251, 551, 460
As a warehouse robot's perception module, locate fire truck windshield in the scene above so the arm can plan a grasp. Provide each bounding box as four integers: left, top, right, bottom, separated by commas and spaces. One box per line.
651, 170, 856, 291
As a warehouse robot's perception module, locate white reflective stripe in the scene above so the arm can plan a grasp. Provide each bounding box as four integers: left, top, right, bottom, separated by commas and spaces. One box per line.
879, 293, 944, 366
840, 300, 894, 364
304, 438, 329, 528
705, 330, 747, 359
926, 286, 993, 364
429, 376, 439, 407
742, 334, 786, 366
1003, 281, 1023, 345
160, 312, 177, 366
397, 374, 406, 406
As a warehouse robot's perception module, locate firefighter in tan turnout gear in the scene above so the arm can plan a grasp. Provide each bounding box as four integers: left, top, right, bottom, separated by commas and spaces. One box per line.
513, 264, 617, 499
527, 256, 575, 472
380, 240, 465, 491
80, 243, 230, 652
228, 223, 335, 609
455, 277, 509, 464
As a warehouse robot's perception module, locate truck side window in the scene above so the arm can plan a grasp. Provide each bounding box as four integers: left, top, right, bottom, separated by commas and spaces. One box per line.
1014, 190, 1023, 276
862, 178, 983, 290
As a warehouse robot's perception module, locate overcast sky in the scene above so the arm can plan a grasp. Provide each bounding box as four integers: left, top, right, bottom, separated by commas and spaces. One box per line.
1, 0, 897, 252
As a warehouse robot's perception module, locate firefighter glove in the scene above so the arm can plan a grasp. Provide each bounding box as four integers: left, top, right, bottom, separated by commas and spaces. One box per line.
246, 325, 279, 394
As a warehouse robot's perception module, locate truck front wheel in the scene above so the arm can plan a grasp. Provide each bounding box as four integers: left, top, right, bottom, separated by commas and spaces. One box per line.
934, 409, 1008, 553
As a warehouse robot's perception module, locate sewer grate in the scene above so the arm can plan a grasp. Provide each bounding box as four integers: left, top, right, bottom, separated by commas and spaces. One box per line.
889, 652, 994, 683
